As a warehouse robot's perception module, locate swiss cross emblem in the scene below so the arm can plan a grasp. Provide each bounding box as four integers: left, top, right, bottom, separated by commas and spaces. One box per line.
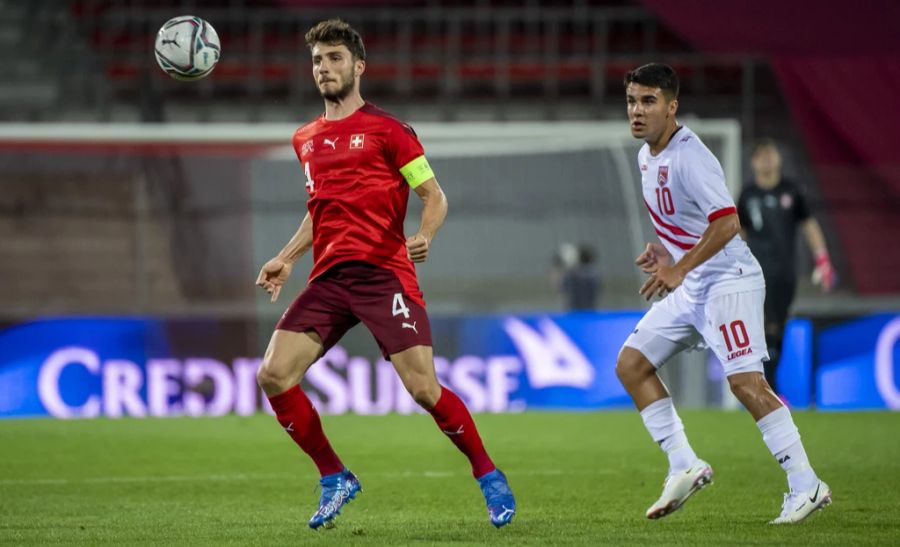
657, 165, 669, 186
350, 134, 365, 149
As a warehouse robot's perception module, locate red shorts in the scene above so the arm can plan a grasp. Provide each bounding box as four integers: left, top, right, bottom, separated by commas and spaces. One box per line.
276, 261, 433, 358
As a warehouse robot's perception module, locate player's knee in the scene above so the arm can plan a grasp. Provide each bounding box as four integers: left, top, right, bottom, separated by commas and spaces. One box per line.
727, 371, 766, 402
256, 359, 294, 394
614, 359, 630, 384
407, 378, 441, 409
616, 349, 652, 387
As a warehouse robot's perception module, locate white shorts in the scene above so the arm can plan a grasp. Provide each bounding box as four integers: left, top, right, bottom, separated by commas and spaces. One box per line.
623, 287, 769, 376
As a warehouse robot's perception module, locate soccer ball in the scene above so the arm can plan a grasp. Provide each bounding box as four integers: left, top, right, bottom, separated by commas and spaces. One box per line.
154, 15, 221, 81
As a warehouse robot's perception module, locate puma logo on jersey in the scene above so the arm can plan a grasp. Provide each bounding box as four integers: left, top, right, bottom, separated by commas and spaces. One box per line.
402, 321, 418, 333
323, 137, 339, 150
442, 425, 464, 436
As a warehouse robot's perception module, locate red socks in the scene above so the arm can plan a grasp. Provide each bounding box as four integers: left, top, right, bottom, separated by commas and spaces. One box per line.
267, 385, 344, 477
428, 387, 496, 478
269, 385, 495, 480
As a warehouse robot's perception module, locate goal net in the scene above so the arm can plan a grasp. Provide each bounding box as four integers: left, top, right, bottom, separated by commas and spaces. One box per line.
0, 120, 740, 317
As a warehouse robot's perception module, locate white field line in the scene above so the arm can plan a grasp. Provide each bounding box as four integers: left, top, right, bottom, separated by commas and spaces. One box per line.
0, 468, 624, 487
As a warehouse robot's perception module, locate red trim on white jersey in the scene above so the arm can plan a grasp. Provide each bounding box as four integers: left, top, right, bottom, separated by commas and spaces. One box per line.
654, 229, 696, 250
644, 200, 701, 239
707, 206, 737, 222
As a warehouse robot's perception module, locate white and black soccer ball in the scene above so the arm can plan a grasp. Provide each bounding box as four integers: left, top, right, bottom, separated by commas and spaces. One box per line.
154, 15, 221, 81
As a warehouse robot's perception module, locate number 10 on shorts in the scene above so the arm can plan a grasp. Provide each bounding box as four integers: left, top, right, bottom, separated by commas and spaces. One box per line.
718, 320, 749, 352
392, 293, 410, 319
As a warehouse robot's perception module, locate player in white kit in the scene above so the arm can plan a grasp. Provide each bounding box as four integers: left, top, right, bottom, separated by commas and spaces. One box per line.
617, 64, 831, 524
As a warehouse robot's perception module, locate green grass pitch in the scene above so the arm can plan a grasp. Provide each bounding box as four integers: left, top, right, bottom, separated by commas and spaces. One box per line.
1, 411, 898, 545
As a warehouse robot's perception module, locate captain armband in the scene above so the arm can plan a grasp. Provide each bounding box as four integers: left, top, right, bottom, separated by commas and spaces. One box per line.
399, 155, 435, 189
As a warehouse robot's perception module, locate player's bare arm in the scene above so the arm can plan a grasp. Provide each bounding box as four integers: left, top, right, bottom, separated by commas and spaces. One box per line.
256, 212, 313, 302
640, 213, 740, 300
802, 218, 828, 257
406, 178, 447, 263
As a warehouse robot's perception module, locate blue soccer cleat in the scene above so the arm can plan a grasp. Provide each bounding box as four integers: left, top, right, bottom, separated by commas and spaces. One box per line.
477, 469, 516, 528
308, 468, 362, 530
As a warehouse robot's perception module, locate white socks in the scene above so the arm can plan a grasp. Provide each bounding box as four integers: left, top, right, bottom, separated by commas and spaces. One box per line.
756, 406, 818, 492
640, 399, 819, 493
640, 397, 698, 474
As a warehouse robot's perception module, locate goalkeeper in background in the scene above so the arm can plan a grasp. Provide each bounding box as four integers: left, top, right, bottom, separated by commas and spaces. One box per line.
737, 139, 836, 395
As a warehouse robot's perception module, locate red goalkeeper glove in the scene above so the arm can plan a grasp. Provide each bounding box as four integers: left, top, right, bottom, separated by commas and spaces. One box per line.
812, 251, 836, 292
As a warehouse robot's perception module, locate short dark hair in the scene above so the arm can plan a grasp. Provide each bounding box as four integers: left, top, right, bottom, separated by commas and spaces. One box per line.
624, 63, 679, 100
305, 19, 366, 61
751, 138, 779, 156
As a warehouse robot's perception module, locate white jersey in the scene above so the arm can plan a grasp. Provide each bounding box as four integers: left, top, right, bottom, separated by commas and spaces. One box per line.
638, 126, 763, 301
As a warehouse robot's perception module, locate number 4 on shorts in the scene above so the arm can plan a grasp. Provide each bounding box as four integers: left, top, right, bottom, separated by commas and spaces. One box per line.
392, 293, 410, 319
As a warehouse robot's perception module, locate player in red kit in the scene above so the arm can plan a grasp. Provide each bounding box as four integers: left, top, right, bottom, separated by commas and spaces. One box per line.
254, 19, 515, 530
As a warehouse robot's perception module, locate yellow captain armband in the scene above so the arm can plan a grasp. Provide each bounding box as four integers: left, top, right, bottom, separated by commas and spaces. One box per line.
399, 155, 435, 189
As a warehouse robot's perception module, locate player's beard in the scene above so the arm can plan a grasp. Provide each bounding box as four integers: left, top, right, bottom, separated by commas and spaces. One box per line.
320, 70, 356, 102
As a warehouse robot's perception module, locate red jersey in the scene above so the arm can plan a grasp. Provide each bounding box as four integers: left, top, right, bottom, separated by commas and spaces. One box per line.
292, 103, 427, 305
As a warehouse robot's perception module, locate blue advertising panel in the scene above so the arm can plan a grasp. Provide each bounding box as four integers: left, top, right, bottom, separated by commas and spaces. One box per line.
816, 314, 900, 410
456, 312, 638, 410
776, 318, 813, 408
0, 317, 263, 419
2, 312, 896, 417
0, 319, 168, 418
0, 313, 642, 418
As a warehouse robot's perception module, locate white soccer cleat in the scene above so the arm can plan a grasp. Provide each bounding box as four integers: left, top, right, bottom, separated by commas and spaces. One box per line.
646, 459, 713, 520
769, 480, 832, 524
